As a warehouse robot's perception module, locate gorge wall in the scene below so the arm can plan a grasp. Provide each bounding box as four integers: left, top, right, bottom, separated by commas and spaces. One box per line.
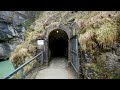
0, 11, 37, 60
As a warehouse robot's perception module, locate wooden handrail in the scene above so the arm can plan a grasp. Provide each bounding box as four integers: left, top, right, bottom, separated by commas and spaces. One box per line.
3, 51, 43, 79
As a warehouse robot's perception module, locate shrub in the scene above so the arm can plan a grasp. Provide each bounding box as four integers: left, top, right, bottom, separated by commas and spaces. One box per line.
79, 29, 97, 52
96, 22, 117, 50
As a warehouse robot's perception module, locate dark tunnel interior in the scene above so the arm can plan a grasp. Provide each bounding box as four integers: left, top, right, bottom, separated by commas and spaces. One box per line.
48, 29, 68, 59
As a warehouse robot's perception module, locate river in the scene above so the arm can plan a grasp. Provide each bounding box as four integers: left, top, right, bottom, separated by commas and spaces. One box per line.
0, 60, 14, 79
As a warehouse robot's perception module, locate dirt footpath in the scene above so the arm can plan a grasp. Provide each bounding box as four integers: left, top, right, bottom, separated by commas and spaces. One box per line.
35, 58, 75, 79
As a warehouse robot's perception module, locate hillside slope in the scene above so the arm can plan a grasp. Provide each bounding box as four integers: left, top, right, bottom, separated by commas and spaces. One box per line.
10, 11, 120, 79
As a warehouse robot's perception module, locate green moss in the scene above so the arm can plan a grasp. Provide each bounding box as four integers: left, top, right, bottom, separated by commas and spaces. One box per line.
84, 62, 112, 79
35, 11, 44, 20
79, 17, 117, 55
22, 19, 34, 30
22, 11, 44, 31
78, 11, 99, 20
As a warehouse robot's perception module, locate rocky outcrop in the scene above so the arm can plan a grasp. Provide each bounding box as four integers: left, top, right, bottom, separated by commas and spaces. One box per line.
0, 11, 36, 60
78, 11, 120, 79
9, 11, 120, 79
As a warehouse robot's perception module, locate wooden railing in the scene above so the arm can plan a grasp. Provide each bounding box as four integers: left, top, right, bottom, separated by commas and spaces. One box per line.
3, 51, 44, 79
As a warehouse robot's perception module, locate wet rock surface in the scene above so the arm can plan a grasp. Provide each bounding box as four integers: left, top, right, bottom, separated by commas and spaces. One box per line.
0, 11, 36, 60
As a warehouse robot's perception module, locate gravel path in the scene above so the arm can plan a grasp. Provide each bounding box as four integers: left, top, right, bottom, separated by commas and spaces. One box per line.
35, 58, 75, 79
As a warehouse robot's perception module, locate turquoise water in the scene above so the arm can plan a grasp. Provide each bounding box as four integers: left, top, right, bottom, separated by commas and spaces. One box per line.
0, 60, 14, 79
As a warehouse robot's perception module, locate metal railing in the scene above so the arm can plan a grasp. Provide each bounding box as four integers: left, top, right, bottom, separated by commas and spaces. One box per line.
3, 51, 43, 79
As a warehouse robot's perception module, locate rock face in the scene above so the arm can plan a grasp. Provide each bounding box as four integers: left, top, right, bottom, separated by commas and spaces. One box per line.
77, 11, 120, 79
0, 11, 36, 60
0, 43, 11, 59
30, 11, 120, 79
9, 11, 120, 79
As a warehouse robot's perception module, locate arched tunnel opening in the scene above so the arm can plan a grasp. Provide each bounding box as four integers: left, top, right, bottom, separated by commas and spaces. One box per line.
48, 29, 68, 60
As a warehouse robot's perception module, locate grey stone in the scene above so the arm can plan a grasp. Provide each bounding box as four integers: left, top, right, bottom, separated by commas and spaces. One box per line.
116, 47, 120, 56
0, 22, 12, 35
100, 52, 120, 70
0, 24, 18, 41
0, 31, 12, 41
0, 11, 40, 60
8, 25, 18, 37
0, 11, 13, 23
0, 22, 8, 29
0, 39, 22, 60
0, 11, 37, 60
12, 13, 26, 26
84, 53, 93, 63
0, 43, 11, 59
0, 11, 28, 25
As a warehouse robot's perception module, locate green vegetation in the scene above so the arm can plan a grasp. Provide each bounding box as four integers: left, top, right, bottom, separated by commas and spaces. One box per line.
22, 11, 44, 30
78, 12, 120, 79
9, 11, 120, 79
9, 12, 45, 77
79, 18, 117, 52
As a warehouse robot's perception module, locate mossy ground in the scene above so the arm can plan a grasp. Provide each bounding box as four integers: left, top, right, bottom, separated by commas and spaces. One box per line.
78, 12, 120, 79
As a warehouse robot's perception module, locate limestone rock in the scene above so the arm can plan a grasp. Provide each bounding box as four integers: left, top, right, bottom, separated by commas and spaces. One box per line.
0, 43, 11, 59
0, 11, 36, 60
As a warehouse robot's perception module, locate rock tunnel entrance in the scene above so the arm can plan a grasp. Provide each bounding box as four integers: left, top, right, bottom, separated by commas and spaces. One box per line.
48, 29, 68, 59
